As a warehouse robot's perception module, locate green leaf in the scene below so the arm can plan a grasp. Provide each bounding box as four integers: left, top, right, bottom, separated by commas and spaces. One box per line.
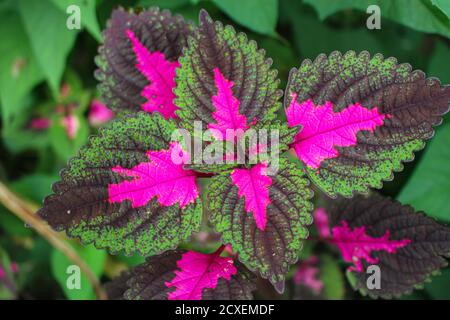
425, 268, 450, 299
11, 174, 57, 203
0, 208, 33, 237
51, 244, 106, 300
38, 113, 203, 256
50, 0, 101, 41
212, 0, 278, 36
207, 157, 313, 291
304, 0, 450, 39
432, 0, 450, 19
290, 13, 382, 58
428, 42, 450, 83
18, 0, 78, 97
398, 122, 450, 223
0, 10, 44, 129
320, 254, 345, 300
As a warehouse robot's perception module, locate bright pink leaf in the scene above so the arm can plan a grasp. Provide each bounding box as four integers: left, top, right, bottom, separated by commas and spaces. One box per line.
230, 163, 272, 230
89, 100, 114, 126
208, 68, 248, 140
165, 248, 237, 300
286, 93, 388, 169
126, 29, 180, 119
294, 256, 323, 295
108, 142, 199, 208
331, 221, 411, 272
313, 207, 331, 238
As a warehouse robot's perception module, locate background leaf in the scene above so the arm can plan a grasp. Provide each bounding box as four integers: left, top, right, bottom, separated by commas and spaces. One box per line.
211, 0, 278, 36
304, 0, 450, 39
398, 122, 450, 223
51, 243, 106, 300
320, 254, 345, 300
431, 0, 450, 19
50, 0, 102, 41
0, 10, 44, 130
18, 0, 78, 97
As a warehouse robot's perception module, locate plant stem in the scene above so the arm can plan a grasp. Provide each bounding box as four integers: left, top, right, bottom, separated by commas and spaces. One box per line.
0, 181, 107, 300
214, 244, 226, 256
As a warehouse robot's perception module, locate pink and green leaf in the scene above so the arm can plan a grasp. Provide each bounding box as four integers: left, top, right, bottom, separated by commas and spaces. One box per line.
286, 95, 388, 169
126, 29, 180, 118
108, 142, 199, 209
208, 157, 313, 292
37, 113, 202, 256
285, 51, 450, 197
327, 194, 450, 298
105, 249, 256, 300
175, 10, 282, 133
165, 248, 237, 300
96, 8, 192, 115
293, 256, 323, 295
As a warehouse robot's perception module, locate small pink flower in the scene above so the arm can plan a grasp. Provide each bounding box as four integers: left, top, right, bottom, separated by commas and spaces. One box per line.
60, 83, 71, 99
313, 208, 331, 238
294, 256, 323, 295
0, 263, 18, 279
61, 114, 80, 140
88, 100, 114, 126
224, 244, 235, 256
30, 117, 51, 130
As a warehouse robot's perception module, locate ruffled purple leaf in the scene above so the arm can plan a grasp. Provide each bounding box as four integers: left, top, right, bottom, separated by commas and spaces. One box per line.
207, 157, 313, 292
106, 249, 256, 300
327, 194, 450, 298
37, 113, 202, 256
95, 7, 192, 116
285, 51, 450, 198
175, 10, 282, 133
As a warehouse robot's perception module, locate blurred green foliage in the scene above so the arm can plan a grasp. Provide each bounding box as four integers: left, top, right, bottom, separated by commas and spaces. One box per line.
0, 0, 449, 300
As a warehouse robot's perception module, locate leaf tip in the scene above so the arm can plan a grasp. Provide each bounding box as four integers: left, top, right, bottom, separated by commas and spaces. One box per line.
274, 280, 285, 294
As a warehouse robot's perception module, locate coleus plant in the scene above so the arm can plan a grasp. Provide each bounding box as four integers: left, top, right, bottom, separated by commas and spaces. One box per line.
37, 7, 450, 300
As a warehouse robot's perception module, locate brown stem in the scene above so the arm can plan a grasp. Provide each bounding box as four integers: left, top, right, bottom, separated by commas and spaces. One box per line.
0, 181, 107, 300
214, 244, 226, 256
